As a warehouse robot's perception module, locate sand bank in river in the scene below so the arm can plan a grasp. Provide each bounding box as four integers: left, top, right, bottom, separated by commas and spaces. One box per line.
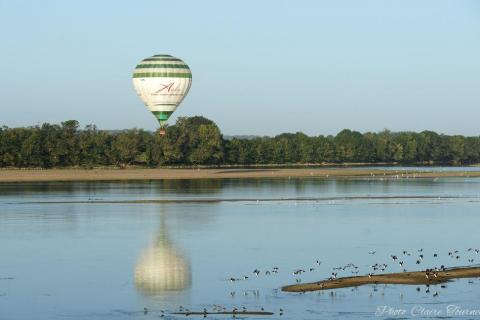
1, 168, 479, 182
282, 266, 480, 292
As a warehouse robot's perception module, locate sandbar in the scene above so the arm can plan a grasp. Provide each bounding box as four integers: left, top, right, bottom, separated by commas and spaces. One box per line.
282, 266, 480, 292
1, 168, 479, 183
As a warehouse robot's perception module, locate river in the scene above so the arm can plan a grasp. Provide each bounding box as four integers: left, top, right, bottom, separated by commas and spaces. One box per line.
1, 175, 480, 319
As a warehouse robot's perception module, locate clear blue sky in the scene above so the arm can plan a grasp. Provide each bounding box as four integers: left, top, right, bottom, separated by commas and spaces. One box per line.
1, 0, 479, 136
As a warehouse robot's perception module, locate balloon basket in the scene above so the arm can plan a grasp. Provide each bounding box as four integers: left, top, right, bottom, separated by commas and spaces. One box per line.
159, 129, 166, 135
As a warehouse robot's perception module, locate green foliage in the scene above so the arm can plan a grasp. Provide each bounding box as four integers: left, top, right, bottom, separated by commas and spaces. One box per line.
146, 116, 224, 165
0, 117, 479, 168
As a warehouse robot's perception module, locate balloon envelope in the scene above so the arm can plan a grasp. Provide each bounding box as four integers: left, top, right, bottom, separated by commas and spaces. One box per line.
132, 54, 192, 127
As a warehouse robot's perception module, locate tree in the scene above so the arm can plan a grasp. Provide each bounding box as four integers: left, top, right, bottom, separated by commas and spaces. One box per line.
111, 129, 143, 166
313, 136, 335, 163
1, 117, 480, 167
188, 124, 224, 164
78, 124, 112, 166
334, 129, 365, 162
58, 120, 80, 166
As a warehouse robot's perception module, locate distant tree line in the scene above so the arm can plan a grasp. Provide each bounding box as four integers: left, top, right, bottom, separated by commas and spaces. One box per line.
1, 117, 479, 168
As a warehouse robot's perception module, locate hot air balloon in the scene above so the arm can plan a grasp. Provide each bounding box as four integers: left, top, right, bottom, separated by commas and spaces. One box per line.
132, 54, 192, 135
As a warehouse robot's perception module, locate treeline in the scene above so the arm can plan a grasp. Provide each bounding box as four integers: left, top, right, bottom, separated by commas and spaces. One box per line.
1, 117, 479, 168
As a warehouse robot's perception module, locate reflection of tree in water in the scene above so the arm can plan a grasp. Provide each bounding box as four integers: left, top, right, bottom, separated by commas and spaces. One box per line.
134, 212, 191, 294
154, 179, 223, 194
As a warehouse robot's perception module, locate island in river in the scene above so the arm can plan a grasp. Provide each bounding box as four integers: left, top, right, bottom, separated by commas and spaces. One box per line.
1, 167, 480, 182
282, 266, 480, 292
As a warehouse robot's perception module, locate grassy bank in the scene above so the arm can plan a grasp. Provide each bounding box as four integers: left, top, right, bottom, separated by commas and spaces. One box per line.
1, 168, 480, 183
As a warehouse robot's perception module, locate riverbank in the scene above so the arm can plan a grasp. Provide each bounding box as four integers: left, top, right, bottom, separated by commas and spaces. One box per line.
282, 266, 480, 292
0, 168, 480, 182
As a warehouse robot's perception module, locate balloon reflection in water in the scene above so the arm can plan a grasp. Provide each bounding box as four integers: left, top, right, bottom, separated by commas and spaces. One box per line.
134, 214, 191, 294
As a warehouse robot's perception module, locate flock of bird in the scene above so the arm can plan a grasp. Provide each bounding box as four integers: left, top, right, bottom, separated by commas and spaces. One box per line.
225, 247, 479, 299
147, 247, 479, 318
142, 305, 283, 318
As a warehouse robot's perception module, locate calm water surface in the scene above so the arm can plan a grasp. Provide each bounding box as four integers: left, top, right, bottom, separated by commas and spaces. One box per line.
1, 176, 480, 319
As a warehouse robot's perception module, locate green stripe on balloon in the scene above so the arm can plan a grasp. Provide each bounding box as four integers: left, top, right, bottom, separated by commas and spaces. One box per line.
133, 72, 192, 78
135, 64, 190, 69
142, 58, 182, 62
152, 111, 174, 121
